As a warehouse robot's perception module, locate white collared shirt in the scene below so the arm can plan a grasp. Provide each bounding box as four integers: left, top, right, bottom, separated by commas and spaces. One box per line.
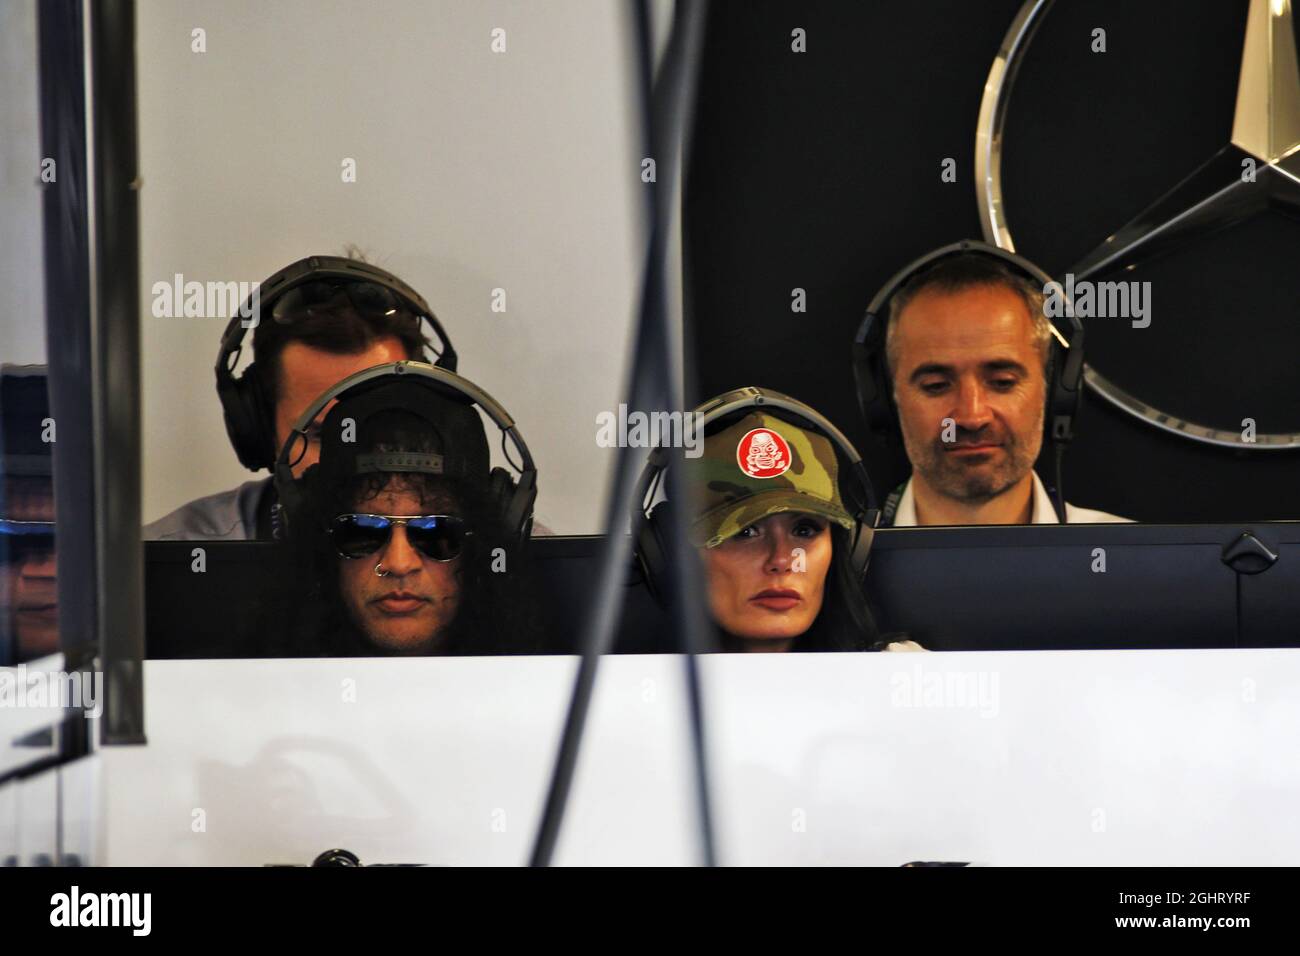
888, 472, 1130, 526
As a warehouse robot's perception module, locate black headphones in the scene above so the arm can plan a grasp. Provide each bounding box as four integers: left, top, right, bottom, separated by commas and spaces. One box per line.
632, 387, 880, 606
852, 239, 1084, 520
272, 361, 537, 549
216, 256, 459, 473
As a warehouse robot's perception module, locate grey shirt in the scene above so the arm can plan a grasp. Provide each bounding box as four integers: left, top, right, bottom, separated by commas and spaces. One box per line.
143, 476, 554, 539
143, 477, 272, 540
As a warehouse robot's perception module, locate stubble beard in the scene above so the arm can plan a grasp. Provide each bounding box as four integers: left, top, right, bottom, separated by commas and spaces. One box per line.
904, 406, 1043, 505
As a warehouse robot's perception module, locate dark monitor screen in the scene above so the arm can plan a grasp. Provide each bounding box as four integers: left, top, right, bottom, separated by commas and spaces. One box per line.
144, 537, 668, 659
145, 524, 1300, 658
865, 522, 1300, 651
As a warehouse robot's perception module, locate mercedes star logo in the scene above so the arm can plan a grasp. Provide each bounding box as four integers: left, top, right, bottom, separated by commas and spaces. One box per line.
976, 0, 1300, 449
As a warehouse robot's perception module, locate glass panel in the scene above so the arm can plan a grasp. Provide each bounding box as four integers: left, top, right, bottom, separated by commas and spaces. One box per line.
0, 0, 54, 666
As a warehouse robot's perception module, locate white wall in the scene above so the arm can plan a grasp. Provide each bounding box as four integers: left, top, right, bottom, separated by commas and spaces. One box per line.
0, 0, 46, 368
137, 0, 652, 533
97, 650, 1300, 865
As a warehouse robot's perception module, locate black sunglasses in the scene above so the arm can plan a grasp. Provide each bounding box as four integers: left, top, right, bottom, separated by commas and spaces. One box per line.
328, 513, 472, 561
272, 279, 409, 324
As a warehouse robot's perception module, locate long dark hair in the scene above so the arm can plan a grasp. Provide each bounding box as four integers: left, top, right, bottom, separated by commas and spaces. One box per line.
713, 523, 879, 653
255, 470, 543, 657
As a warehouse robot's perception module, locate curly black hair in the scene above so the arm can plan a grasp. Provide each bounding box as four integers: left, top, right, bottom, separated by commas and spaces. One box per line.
250, 452, 543, 657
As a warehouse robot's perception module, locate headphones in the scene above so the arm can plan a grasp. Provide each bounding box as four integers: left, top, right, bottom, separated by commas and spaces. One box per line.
632, 387, 880, 606
272, 361, 537, 550
216, 256, 459, 472
852, 239, 1084, 520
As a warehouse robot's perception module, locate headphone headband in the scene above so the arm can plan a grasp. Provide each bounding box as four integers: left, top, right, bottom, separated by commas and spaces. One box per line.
860, 240, 1077, 348
279, 361, 527, 464
274, 362, 536, 545
217, 255, 458, 373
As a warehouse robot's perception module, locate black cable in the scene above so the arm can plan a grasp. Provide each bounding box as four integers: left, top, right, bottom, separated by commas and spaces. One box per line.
528, 0, 713, 866
646, 464, 664, 509
1234, 571, 1242, 649
1052, 440, 1068, 524
500, 428, 522, 475
662, 451, 717, 865
656, 3, 716, 868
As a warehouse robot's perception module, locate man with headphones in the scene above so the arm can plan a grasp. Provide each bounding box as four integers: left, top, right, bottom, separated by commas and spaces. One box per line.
854, 242, 1129, 526
262, 362, 541, 656
144, 255, 456, 540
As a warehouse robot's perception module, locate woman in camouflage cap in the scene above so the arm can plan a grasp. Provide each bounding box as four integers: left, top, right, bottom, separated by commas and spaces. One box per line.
642, 394, 891, 652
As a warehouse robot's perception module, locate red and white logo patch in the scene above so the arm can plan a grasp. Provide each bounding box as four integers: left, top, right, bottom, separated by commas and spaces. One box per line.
737, 427, 792, 479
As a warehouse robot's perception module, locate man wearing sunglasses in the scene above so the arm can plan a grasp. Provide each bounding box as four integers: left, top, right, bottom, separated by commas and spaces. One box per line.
267, 388, 541, 657
331, 491, 473, 654
145, 256, 440, 541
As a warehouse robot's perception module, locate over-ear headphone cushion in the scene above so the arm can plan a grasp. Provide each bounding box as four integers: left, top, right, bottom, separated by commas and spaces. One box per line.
272, 462, 317, 543
487, 466, 531, 543
847, 519, 874, 580
490, 465, 514, 505
635, 500, 678, 605
220, 360, 277, 472
1047, 339, 1081, 417
853, 315, 901, 442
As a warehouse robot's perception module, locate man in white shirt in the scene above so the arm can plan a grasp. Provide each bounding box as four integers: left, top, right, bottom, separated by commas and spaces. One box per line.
879, 254, 1128, 527
886, 468, 1124, 526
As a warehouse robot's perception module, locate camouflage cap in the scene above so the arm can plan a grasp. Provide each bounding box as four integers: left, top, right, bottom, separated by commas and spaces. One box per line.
681, 410, 855, 548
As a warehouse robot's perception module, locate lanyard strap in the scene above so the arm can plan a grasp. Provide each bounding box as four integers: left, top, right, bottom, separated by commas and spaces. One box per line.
880, 481, 908, 528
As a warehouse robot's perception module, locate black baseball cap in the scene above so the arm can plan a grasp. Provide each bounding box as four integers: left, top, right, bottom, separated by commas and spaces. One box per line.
311, 375, 491, 490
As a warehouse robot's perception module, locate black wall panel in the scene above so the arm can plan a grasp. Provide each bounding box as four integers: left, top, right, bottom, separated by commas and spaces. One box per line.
685, 0, 1300, 523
